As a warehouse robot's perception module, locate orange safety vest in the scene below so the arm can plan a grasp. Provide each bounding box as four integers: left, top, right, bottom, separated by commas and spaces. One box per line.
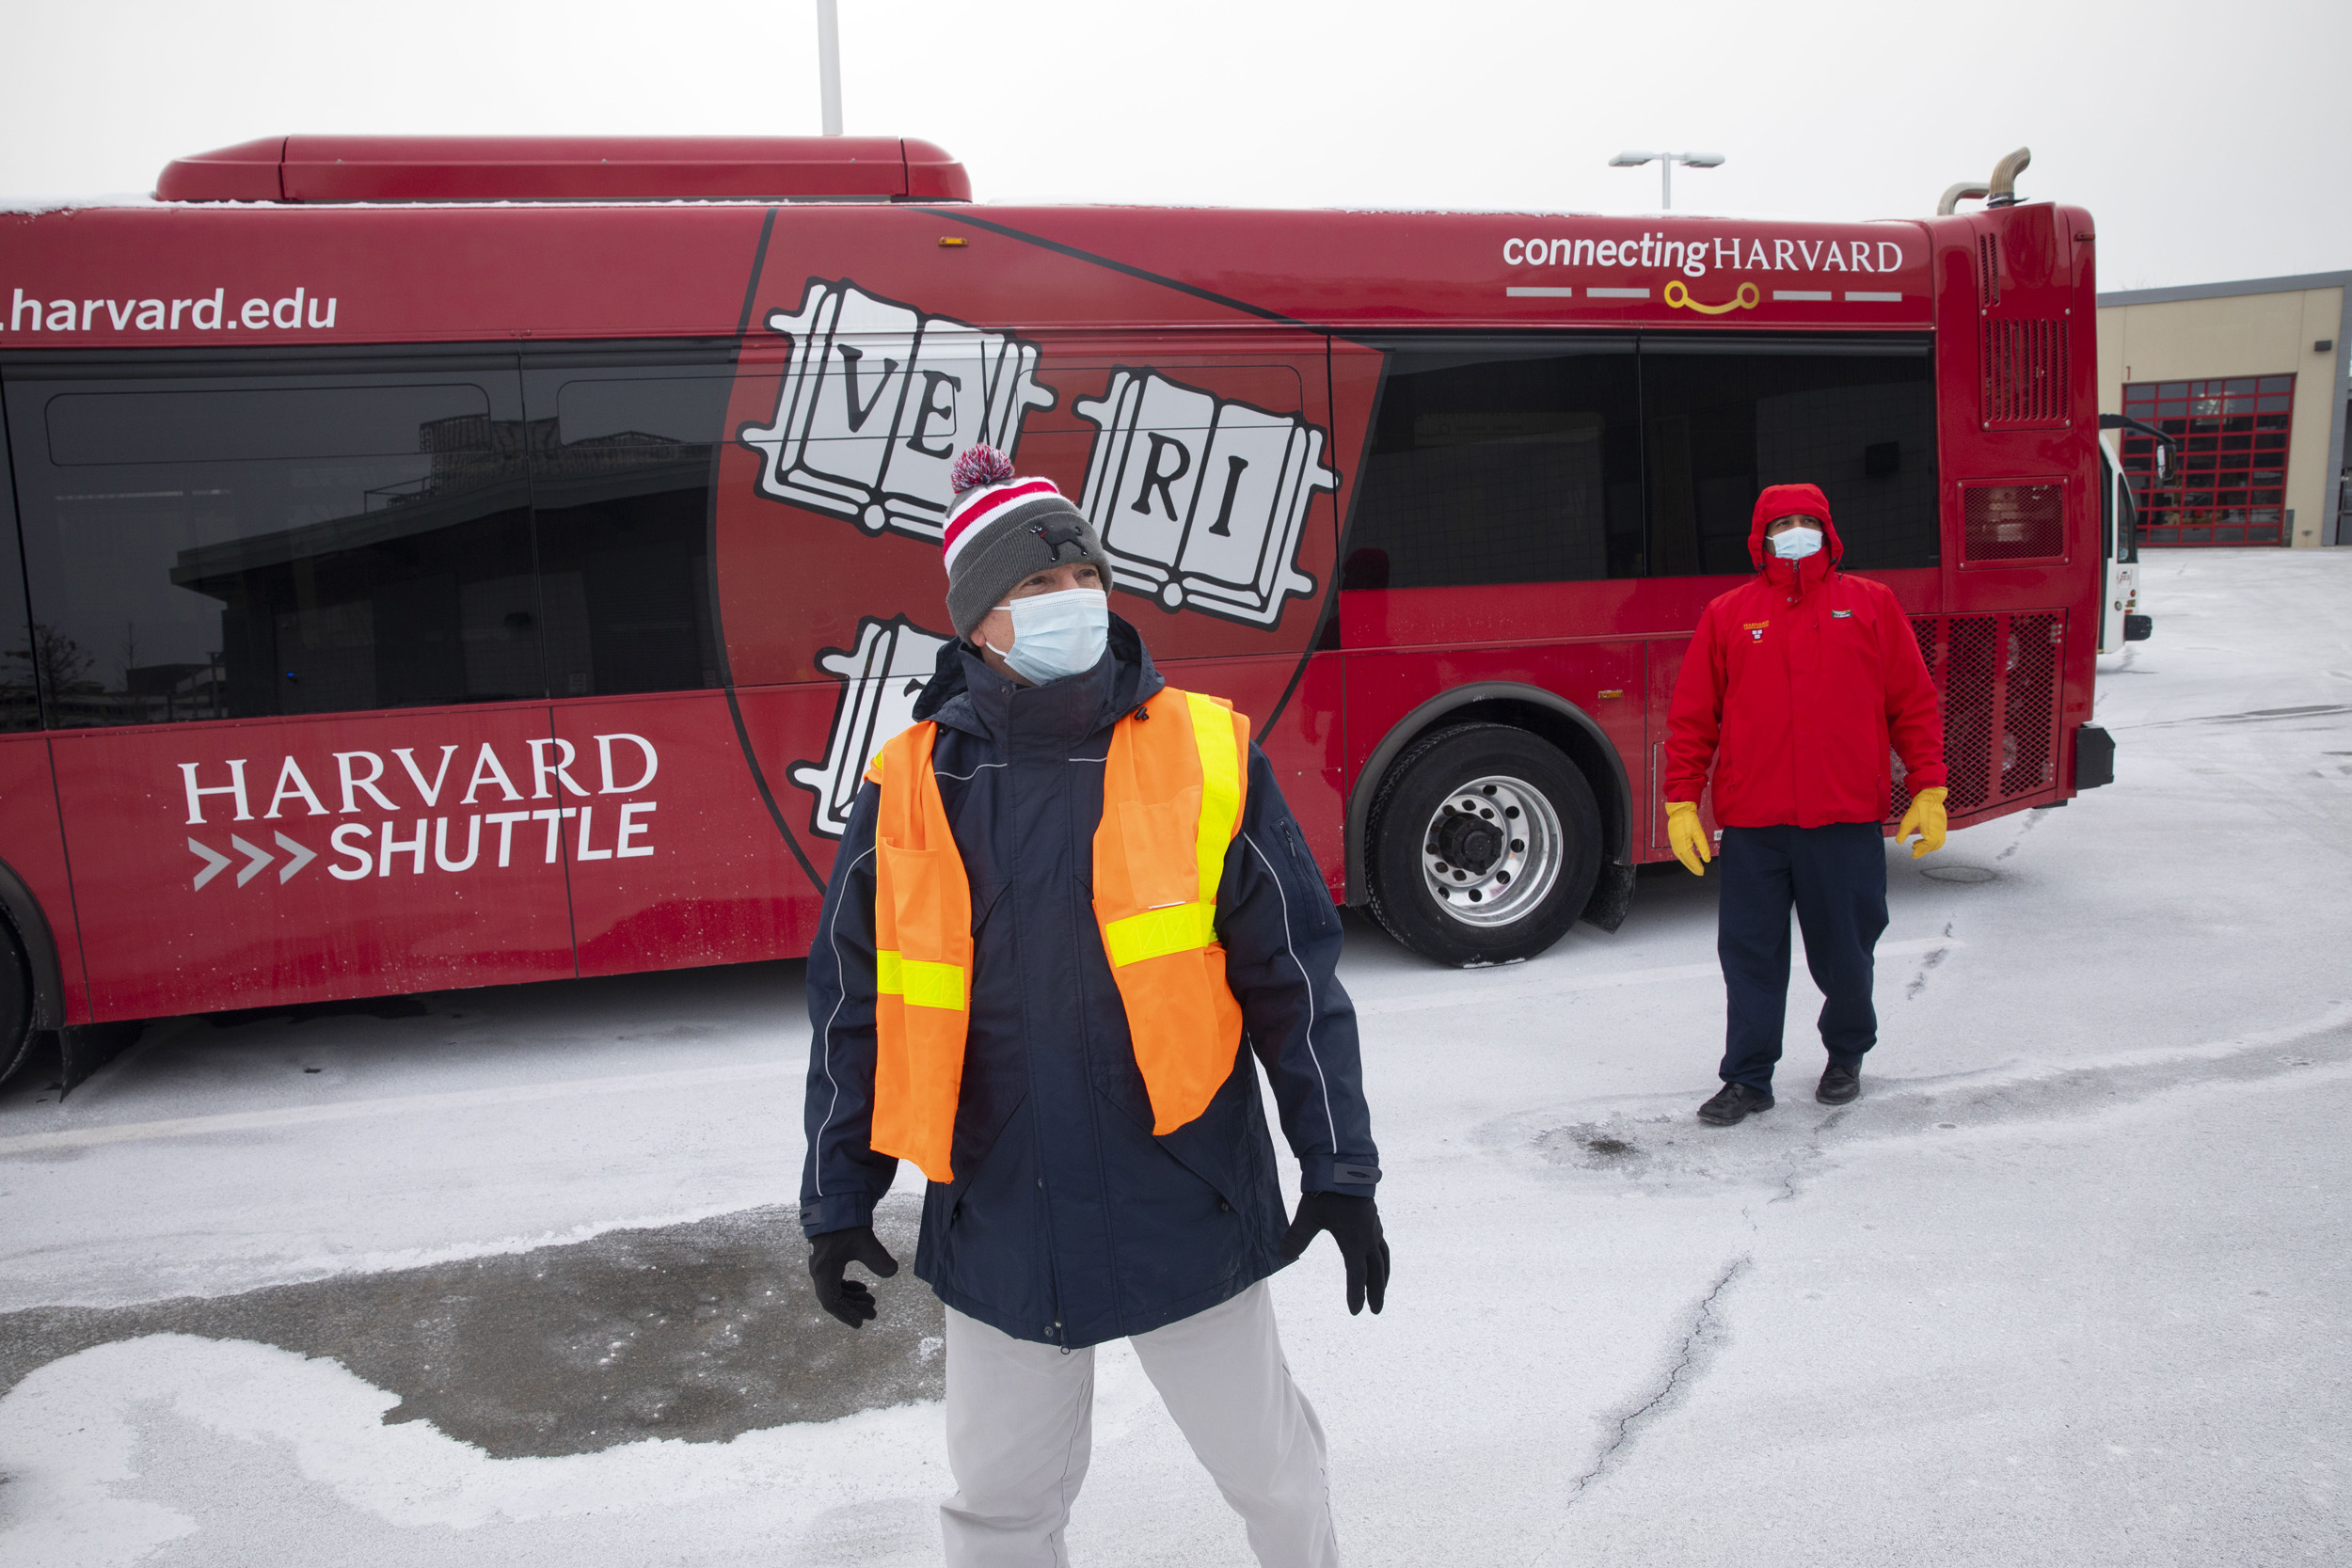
863, 685, 1250, 1182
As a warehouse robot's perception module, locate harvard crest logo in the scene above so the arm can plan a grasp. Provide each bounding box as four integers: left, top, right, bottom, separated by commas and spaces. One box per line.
1074, 369, 1335, 626
740, 278, 1057, 542
788, 615, 954, 838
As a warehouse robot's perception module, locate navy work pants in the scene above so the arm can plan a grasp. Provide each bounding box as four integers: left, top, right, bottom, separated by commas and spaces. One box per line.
1716, 822, 1889, 1093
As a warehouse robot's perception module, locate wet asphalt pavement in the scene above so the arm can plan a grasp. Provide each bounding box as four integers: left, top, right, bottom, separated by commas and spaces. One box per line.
0, 1203, 937, 1460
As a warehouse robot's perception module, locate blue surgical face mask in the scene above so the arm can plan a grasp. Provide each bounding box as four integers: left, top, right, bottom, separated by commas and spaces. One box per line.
1000, 587, 1109, 686
1771, 525, 1824, 562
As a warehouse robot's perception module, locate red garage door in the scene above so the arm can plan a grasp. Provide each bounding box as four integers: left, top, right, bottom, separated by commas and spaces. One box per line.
2121, 376, 2294, 545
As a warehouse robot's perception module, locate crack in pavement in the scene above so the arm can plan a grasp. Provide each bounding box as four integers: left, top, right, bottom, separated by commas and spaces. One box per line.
1528, 1254, 1752, 1564
2121, 703, 2352, 730
1769, 1106, 1849, 1204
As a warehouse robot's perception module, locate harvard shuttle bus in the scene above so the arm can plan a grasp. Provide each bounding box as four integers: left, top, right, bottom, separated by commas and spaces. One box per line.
0, 136, 2112, 1083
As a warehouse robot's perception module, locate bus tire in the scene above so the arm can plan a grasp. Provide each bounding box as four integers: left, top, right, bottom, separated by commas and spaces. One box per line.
1364, 723, 1601, 967
0, 918, 34, 1087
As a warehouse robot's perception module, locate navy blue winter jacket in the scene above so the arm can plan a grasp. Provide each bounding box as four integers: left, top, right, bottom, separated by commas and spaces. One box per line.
800, 617, 1380, 1349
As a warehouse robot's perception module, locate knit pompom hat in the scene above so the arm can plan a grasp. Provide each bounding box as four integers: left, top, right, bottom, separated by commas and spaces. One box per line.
942, 445, 1115, 638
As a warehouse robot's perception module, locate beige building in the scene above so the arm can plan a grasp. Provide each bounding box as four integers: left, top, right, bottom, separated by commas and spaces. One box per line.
2096, 270, 2350, 546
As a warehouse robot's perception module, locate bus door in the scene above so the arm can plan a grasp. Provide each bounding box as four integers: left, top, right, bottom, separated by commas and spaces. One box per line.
0, 407, 83, 1029
2095, 426, 2154, 653
1642, 636, 1717, 857
3, 356, 580, 1019
2107, 432, 2145, 653
1636, 332, 1944, 851
519, 348, 819, 976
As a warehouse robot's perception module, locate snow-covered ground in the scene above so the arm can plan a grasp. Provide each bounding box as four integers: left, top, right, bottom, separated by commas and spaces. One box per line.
3, 547, 2348, 1566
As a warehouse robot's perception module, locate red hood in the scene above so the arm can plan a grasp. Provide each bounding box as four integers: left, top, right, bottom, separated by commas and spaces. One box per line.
1749, 482, 1843, 597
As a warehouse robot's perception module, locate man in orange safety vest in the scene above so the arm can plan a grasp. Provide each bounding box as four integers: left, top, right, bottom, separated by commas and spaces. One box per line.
802, 444, 1387, 1568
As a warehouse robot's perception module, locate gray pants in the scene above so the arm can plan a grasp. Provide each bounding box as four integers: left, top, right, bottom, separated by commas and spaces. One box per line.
941, 1281, 1339, 1567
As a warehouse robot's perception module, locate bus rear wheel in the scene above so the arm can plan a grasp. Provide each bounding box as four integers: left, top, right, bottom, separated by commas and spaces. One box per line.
1365, 723, 1601, 967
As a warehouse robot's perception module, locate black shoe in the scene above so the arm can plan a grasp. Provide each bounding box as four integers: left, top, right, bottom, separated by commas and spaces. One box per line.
1697, 1083, 1773, 1126
1817, 1062, 1861, 1105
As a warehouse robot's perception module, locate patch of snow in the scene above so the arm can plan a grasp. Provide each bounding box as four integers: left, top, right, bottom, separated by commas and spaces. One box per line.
0, 1334, 945, 1564
0, 192, 160, 215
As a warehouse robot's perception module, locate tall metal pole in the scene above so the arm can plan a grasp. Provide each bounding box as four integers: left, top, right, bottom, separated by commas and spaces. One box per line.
817, 0, 843, 136
1611, 150, 1721, 211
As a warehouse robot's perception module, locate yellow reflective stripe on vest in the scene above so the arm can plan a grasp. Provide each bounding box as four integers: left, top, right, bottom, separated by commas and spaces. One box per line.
1184, 690, 1243, 899
1099, 690, 1243, 971
876, 948, 967, 1011
1103, 900, 1217, 969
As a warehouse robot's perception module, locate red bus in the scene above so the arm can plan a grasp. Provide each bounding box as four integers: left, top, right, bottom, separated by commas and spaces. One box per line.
0, 135, 2110, 1085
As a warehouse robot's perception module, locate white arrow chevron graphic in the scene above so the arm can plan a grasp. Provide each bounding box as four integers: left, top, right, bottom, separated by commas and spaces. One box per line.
188, 838, 230, 891
230, 834, 275, 888
274, 832, 317, 883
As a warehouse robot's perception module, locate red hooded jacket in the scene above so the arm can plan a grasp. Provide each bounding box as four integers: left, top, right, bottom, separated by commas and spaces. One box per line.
1663, 483, 1946, 829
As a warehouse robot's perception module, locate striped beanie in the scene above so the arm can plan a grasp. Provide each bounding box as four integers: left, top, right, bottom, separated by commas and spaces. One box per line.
942, 445, 1114, 639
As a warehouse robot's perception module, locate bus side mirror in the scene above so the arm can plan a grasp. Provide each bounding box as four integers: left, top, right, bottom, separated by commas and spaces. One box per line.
2153, 445, 2169, 482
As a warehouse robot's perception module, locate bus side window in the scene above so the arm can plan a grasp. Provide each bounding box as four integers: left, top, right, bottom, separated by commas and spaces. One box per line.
4, 365, 539, 726
1343, 338, 1643, 588
1639, 338, 1939, 576
523, 365, 733, 697
0, 409, 39, 731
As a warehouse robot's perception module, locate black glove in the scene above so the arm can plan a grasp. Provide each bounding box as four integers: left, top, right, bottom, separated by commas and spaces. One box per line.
1279, 1192, 1389, 1315
808, 1225, 899, 1327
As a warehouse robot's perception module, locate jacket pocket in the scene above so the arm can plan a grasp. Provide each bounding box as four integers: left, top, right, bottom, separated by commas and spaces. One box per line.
1151, 1102, 1248, 1213
877, 839, 971, 961
1117, 791, 1205, 908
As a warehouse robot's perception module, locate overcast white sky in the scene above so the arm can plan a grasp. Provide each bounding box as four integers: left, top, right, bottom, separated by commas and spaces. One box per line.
1, 0, 2344, 292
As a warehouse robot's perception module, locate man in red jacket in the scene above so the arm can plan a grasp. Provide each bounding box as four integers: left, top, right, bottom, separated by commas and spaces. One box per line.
1662, 483, 1948, 1125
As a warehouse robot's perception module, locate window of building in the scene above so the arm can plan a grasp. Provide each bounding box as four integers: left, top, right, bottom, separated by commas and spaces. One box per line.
1343, 339, 1644, 589
2119, 375, 2294, 546
1641, 338, 1938, 576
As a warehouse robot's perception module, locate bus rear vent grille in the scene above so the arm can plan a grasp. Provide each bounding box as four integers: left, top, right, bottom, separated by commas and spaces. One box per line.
1962, 482, 2065, 562
1888, 611, 2066, 820
1977, 233, 2000, 308
1982, 317, 2069, 426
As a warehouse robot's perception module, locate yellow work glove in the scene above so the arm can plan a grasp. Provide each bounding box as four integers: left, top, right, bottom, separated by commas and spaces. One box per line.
1665, 800, 1710, 877
1897, 785, 1948, 859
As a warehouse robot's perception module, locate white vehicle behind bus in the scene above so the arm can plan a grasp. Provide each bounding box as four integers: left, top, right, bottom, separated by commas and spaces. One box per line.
2097, 415, 2167, 654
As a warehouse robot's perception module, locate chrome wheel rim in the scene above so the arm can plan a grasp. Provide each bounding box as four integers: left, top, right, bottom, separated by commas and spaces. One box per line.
1419, 774, 1562, 927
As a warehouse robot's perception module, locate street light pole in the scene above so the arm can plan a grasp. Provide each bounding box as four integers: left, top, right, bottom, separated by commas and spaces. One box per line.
1608, 150, 1725, 211
817, 0, 843, 136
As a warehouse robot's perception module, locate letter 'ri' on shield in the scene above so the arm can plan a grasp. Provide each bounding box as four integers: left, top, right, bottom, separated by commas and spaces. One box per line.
1073, 370, 1335, 626
739, 278, 1056, 542
788, 615, 954, 838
